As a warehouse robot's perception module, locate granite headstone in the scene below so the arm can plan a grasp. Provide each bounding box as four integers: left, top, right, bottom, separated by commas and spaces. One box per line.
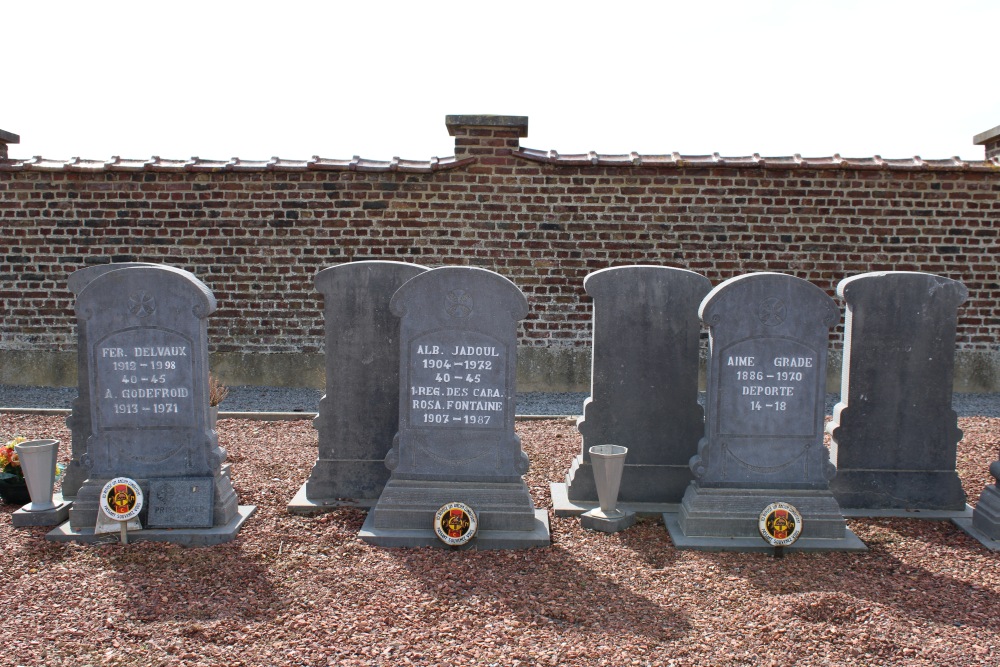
668, 272, 863, 551
290, 261, 428, 512
556, 265, 711, 512
60, 265, 252, 543
361, 267, 549, 549
962, 460, 1000, 549
64, 262, 160, 498
828, 272, 969, 512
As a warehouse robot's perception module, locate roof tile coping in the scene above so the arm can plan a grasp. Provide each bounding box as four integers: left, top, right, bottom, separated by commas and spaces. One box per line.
513, 147, 998, 172
974, 124, 1000, 146
0, 155, 476, 174
1, 149, 997, 173
0, 129, 20, 144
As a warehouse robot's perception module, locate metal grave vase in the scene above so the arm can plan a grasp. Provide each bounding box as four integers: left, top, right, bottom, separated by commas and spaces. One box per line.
13, 439, 59, 512
589, 444, 628, 517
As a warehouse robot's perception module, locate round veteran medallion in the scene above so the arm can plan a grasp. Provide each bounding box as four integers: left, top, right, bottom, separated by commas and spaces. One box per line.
100, 477, 144, 522
434, 502, 478, 546
759, 502, 803, 547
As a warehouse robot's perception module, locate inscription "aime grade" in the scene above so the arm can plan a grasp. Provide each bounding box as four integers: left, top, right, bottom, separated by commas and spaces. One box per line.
718, 341, 819, 437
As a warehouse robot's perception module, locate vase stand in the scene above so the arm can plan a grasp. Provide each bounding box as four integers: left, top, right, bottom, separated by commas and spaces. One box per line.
12, 492, 73, 527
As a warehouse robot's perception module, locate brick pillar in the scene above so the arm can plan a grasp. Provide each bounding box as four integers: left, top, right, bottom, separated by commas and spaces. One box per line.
0, 129, 19, 160
446, 114, 528, 163
974, 124, 1000, 160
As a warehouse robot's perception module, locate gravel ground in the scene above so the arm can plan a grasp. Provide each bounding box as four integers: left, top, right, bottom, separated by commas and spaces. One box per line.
1, 411, 999, 666
2, 385, 998, 417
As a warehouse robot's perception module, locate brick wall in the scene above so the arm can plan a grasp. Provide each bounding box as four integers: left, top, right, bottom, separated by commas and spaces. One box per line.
1, 116, 998, 390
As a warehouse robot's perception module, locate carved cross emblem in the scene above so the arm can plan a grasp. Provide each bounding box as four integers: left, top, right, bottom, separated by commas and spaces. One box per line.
127, 291, 156, 318
445, 289, 473, 318
757, 297, 786, 327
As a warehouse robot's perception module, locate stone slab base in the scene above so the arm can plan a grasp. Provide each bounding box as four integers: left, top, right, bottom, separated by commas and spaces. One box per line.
840, 504, 973, 520
301, 459, 389, 506
581, 508, 636, 533
287, 481, 376, 515
359, 508, 551, 550
952, 517, 1000, 551
678, 485, 850, 540
664, 514, 867, 552
12, 494, 72, 527
968, 484, 1000, 540
830, 469, 967, 512
564, 456, 693, 506
550, 482, 681, 517
70, 475, 239, 530
371, 479, 538, 532
46, 505, 256, 547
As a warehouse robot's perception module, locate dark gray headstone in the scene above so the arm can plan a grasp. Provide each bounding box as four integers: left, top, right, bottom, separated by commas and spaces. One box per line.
293, 261, 428, 510
66, 266, 244, 536
670, 273, 863, 551
64, 262, 161, 498
362, 267, 549, 548
968, 461, 1000, 547
828, 272, 968, 511
562, 265, 711, 507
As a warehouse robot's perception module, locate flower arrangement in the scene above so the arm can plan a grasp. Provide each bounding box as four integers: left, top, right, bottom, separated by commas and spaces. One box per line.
0, 436, 28, 480
0, 437, 66, 483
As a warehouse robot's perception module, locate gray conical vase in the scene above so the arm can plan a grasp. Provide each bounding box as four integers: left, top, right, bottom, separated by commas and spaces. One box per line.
581, 444, 636, 532
14, 439, 59, 512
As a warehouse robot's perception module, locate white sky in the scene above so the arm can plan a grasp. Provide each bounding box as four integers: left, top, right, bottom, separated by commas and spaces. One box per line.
4, 1, 999, 162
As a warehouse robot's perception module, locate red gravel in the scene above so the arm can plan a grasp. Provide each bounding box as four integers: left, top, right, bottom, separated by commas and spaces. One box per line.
2, 413, 999, 666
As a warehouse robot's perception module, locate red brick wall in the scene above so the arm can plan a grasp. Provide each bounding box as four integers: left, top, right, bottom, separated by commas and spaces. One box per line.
1, 120, 998, 371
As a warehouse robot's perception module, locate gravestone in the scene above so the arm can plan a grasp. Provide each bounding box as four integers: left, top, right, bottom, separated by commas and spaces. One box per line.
667, 272, 864, 551
554, 265, 711, 514
959, 460, 1000, 550
360, 267, 550, 549
53, 265, 253, 545
64, 262, 164, 498
289, 261, 428, 512
828, 272, 969, 514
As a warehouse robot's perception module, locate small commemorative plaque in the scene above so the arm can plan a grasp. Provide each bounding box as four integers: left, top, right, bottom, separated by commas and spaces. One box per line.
759, 502, 803, 547
434, 502, 478, 546
100, 477, 144, 522
147, 477, 215, 528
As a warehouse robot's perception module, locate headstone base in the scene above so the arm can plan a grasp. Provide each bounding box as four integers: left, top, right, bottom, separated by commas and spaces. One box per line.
841, 505, 973, 520
952, 519, 1000, 551
580, 507, 636, 533
563, 455, 693, 505
69, 475, 238, 530
958, 483, 1000, 547
370, 479, 538, 532
360, 508, 550, 550
12, 493, 72, 527
830, 469, 967, 512
664, 514, 867, 552
46, 505, 256, 546
549, 482, 680, 517
287, 480, 376, 515
299, 459, 389, 510
673, 484, 865, 551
